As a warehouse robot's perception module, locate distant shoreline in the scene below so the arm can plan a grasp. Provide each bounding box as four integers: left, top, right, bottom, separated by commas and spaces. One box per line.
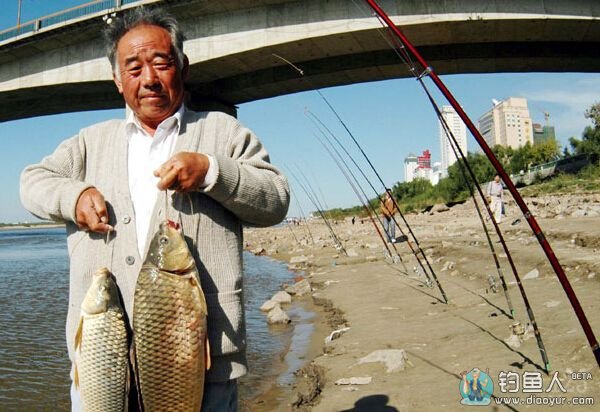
0, 223, 65, 231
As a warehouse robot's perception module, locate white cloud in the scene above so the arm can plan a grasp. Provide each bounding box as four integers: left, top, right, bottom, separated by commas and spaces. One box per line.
521, 77, 599, 141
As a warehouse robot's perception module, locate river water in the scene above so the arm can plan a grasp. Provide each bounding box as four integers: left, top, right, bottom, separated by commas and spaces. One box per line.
0, 227, 305, 410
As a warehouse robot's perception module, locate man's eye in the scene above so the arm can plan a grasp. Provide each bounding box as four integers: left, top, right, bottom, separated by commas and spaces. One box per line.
128, 66, 142, 74
154, 61, 172, 70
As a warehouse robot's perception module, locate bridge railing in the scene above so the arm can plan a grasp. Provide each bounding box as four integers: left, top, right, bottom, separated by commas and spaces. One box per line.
0, 0, 145, 44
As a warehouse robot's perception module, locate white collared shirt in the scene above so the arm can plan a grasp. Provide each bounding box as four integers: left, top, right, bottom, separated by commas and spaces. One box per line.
127, 106, 183, 257
126, 106, 216, 257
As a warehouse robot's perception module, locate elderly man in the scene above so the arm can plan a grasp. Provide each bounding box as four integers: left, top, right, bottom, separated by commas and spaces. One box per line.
20, 7, 289, 411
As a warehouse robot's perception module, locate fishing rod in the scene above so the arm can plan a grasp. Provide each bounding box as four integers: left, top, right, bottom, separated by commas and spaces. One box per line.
306, 111, 406, 260
363, 0, 547, 370
305, 108, 441, 292
291, 187, 316, 245
305, 87, 449, 303
287, 167, 348, 255
312, 129, 414, 273
435, 95, 515, 319
364, 0, 600, 369
313, 132, 398, 262
286, 221, 301, 245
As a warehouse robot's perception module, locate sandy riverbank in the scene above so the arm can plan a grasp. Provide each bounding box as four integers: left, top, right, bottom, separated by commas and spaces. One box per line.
244, 192, 600, 411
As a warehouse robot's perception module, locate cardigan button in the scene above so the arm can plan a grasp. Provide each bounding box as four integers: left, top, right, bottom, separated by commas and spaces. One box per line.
125, 256, 135, 265
122, 215, 131, 224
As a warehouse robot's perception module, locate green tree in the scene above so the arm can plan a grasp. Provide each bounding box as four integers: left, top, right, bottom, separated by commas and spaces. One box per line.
569, 102, 600, 161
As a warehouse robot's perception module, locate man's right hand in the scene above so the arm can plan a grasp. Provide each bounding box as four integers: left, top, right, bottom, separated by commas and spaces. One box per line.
75, 188, 113, 233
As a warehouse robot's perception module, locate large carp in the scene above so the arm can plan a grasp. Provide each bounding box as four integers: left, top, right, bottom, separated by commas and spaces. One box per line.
133, 220, 210, 411
74, 267, 130, 412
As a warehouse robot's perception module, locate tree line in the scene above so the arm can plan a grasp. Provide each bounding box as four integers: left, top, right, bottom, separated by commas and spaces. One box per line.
321, 102, 600, 218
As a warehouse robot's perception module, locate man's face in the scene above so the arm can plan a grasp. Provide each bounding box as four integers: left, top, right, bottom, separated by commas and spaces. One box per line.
494, 175, 500, 183
113, 24, 188, 131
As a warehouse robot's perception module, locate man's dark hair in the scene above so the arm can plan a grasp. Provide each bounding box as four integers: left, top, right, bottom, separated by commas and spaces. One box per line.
103, 6, 185, 75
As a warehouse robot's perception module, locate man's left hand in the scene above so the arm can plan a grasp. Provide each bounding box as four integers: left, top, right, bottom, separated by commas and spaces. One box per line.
154, 152, 210, 192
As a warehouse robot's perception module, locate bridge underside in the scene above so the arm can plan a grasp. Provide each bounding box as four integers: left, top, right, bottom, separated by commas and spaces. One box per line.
1, 4, 599, 121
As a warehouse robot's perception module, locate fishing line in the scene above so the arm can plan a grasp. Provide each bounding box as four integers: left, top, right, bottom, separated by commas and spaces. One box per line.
291, 187, 316, 245
314, 131, 397, 262
274, 52, 446, 298
285, 166, 347, 255
308, 110, 418, 271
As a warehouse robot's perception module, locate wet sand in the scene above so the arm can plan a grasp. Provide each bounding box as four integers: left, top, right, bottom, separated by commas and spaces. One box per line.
244, 192, 600, 411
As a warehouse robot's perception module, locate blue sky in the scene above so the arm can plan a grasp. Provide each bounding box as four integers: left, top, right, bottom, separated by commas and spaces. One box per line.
1, 2, 599, 222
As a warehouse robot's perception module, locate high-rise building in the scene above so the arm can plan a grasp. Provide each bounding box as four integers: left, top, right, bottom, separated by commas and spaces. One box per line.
478, 97, 534, 149
532, 123, 556, 145
439, 105, 467, 176
404, 153, 418, 182
417, 149, 431, 169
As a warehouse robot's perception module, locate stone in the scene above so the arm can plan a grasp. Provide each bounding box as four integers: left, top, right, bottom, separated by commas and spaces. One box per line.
571, 209, 588, 218
335, 377, 372, 385
267, 305, 291, 324
346, 248, 359, 257
441, 241, 453, 248
357, 349, 409, 373
523, 268, 539, 280
325, 327, 351, 344
365, 255, 378, 262
290, 255, 308, 264
430, 204, 450, 214
271, 291, 292, 304
544, 300, 561, 308
252, 247, 266, 256
260, 299, 278, 312
292, 279, 312, 296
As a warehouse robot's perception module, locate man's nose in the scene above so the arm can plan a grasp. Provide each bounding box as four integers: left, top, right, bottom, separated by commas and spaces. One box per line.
141, 64, 160, 88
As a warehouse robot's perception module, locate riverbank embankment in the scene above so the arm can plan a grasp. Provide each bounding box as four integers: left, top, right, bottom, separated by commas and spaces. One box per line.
245, 192, 600, 411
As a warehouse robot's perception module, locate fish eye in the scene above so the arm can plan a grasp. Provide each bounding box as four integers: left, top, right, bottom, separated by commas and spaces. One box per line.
159, 236, 169, 245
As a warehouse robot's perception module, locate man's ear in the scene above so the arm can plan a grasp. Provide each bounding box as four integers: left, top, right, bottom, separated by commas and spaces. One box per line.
113, 72, 123, 94
181, 55, 190, 82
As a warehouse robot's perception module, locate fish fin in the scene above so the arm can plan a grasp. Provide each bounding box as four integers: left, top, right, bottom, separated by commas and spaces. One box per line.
124, 357, 130, 412
73, 364, 79, 389
74, 317, 84, 351
205, 336, 212, 371
130, 340, 144, 412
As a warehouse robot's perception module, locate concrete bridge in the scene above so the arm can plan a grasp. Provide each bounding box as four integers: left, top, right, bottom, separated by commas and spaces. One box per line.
1, 0, 599, 121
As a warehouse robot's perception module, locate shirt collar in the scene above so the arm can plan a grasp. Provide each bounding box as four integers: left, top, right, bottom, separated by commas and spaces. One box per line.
125, 105, 185, 138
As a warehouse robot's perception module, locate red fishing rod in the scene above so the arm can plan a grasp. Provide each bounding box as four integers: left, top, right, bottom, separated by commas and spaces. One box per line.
364, 0, 600, 367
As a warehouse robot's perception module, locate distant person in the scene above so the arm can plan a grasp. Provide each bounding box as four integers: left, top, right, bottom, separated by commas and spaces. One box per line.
352, 216, 356, 225
487, 174, 504, 223
380, 189, 397, 242
20, 7, 289, 411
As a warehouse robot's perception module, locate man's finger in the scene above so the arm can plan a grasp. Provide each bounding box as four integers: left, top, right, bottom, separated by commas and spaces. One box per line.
154, 161, 173, 178
157, 166, 180, 191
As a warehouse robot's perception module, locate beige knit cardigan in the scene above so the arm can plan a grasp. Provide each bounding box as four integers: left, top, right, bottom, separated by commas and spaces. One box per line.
20, 109, 290, 382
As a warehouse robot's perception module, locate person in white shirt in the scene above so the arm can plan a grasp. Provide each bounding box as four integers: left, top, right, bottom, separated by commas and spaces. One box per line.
20, 7, 289, 411
487, 174, 504, 223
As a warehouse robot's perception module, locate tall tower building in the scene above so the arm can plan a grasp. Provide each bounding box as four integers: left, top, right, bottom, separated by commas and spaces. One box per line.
404, 153, 418, 182
439, 105, 467, 176
478, 97, 534, 149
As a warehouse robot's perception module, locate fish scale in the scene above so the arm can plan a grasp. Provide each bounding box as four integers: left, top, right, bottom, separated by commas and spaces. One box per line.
133, 220, 209, 412
75, 268, 129, 412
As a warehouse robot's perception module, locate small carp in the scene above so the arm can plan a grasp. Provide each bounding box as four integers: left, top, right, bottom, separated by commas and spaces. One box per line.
133, 220, 210, 411
74, 267, 130, 412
